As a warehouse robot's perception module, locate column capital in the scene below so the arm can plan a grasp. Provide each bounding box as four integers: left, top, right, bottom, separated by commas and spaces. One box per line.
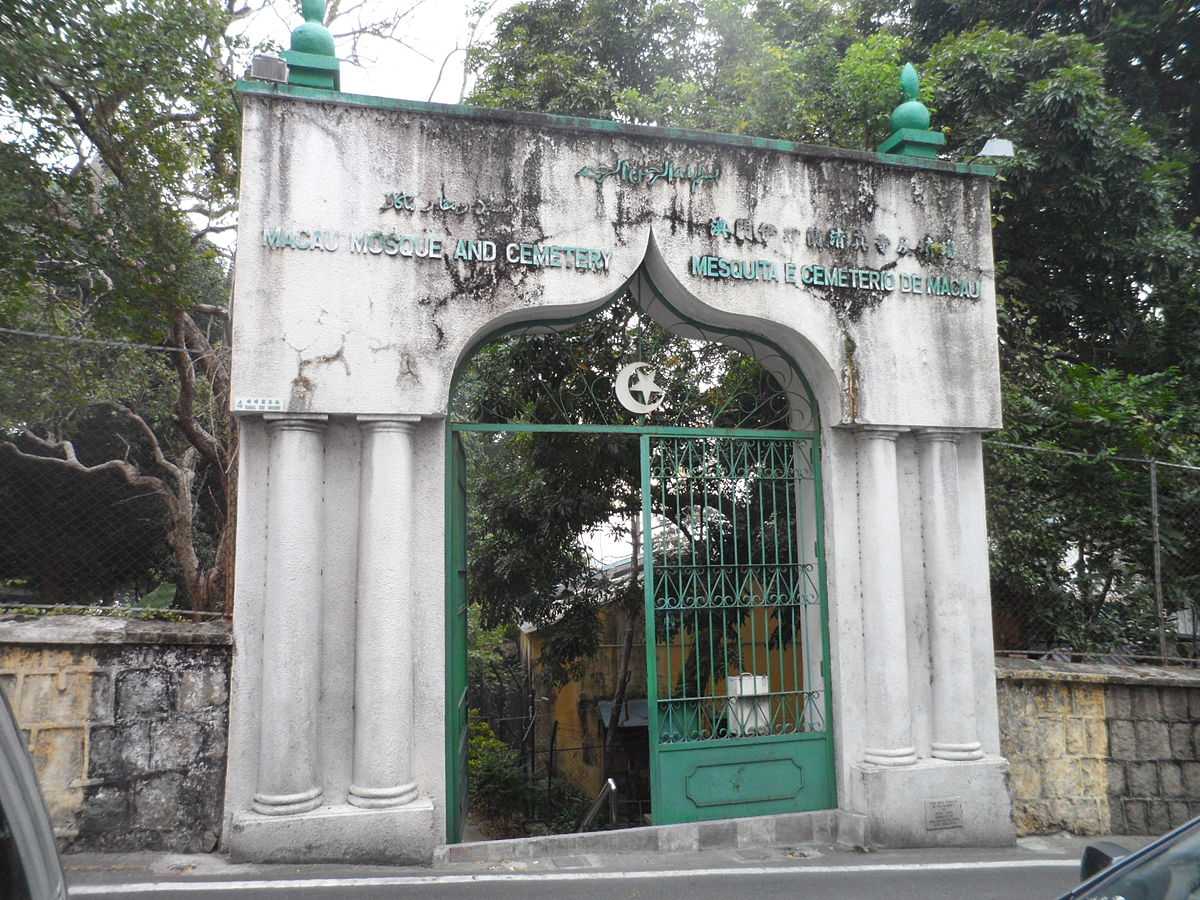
853, 424, 909, 442
915, 428, 963, 444
263, 413, 329, 434
356, 414, 420, 434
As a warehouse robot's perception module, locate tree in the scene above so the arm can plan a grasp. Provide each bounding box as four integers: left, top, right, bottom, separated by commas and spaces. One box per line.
466, 1, 1200, 660
910, 0, 1200, 223
926, 26, 1196, 370
0, 0, 239, 611
468, 0, 704, 117
0, 0, 491, 612
985, 302, 1199, 652
454, 290, 808, 775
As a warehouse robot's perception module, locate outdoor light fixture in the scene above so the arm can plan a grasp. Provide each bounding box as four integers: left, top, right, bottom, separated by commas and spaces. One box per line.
968, 137, 1016, 162
249, 54, 289, 84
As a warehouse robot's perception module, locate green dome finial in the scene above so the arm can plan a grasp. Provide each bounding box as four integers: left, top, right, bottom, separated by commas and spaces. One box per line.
901, 62, 919, 101
878, 62, 944, 158
291, 0, 335, 57
890, 62, 931, 132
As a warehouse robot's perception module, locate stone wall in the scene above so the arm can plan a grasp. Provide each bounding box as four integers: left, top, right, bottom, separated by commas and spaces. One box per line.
0, 615, 231, 852
997, 658, 1200, 836
9, 614, 1200, 851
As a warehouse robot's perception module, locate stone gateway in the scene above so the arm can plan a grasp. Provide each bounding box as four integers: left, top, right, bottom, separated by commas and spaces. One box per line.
224, 10, 1012, 864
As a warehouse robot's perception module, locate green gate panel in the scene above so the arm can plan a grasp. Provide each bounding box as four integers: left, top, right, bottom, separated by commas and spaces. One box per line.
686, 756, 804, 808
656, 736, 832, 822
445, 424, 835, 835
643, 432, 835, 824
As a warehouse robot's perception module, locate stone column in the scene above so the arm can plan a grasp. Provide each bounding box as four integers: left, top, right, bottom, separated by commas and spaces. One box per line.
917, 429, 984, 761
348, 415, 422, 808
855, 427, 917, 766
253, 414, 328, 816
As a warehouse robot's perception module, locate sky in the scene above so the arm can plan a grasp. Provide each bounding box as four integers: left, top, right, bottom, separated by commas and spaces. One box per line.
285, 0, 522, 104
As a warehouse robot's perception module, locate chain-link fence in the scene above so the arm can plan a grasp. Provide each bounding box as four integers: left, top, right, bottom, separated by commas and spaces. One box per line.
0, 327, 230, 616
5, 325, 1197, 652
985, 440, 1200, 664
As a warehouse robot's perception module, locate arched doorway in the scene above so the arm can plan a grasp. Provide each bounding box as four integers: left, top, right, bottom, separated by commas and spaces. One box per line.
444, 268, 835, 842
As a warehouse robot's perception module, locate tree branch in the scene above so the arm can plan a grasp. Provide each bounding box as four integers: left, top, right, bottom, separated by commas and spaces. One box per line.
191, 303, 230, 318
123, 406, 183, 482
41, 75, 125, 185
170, 312, 226, 500
1, 433, 168, 500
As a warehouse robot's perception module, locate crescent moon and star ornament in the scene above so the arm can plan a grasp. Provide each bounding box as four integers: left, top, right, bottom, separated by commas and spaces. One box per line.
615, 362, 667, 415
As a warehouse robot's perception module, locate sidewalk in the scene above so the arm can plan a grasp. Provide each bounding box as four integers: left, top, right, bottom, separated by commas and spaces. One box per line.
62, 831, 1156, 891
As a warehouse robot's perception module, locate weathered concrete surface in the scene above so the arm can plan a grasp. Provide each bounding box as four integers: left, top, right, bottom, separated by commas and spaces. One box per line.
851, 757, 1016, 848
233, 91, 1000, 430
226, 84, 1009, 862
433, 809, 867, 863
997, 658, 1200, 836
0, 615, 231, 852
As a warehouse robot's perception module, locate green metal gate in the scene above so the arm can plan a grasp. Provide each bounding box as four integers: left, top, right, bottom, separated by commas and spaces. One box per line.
445, 424, 833, 838
445, 432, 470, 844
641, 430, 834, 823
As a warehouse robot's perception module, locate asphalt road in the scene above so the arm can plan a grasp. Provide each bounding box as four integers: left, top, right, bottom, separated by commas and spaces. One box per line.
68, 857, 1083, 900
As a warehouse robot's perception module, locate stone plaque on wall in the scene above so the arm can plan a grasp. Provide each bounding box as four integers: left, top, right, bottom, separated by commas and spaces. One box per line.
925, 798, 965, 830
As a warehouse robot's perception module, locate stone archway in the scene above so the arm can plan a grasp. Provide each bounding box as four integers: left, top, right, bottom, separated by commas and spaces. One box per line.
442, 256, 839, 841
223, 62, 1013, 864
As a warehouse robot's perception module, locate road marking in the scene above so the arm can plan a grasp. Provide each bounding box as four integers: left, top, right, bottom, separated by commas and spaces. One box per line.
70, 858, 1080, 894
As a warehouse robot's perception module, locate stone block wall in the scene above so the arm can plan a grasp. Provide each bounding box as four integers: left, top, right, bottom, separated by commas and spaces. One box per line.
997, 658, 1200, 836
0, 615, 231, 852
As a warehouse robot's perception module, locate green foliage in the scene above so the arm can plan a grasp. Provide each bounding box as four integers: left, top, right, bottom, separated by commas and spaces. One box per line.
465, 714, 591, 836
457, 292, 798, 681
0, 0, 238, 342
466, 717, 526, 822
987, 299, 1200, 652
927, 26, 1196, 367
469, 0, 704, 117
526, 776, 591, 835
910, 0, 1200, 222
466, 0, 1200, 659
0, 0, 239, 611
831, 32, 918, 148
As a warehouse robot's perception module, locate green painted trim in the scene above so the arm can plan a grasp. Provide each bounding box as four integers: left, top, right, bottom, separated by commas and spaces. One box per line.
641, 433, 661, 822
282, 49, 339, 70
443, 428, 469, 843
654, 729, 831, 752
811, 439, 838, 810
878, 128, 946, 160
446, 265, 826, 432
635, 273, 824, 425
234, 79, 996, 178
448, 422, 817, 439
443, 427, 459, 843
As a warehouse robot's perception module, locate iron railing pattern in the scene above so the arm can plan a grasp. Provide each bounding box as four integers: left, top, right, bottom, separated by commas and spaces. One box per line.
647, 434, 825, 743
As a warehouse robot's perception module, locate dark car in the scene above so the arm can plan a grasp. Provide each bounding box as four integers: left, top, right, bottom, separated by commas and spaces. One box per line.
1060, 817, 1200, 900
0, 689, 66, 900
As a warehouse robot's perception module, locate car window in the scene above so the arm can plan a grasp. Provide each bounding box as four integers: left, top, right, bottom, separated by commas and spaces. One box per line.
1079, 824, 1200, 900
0, 800, 32, 900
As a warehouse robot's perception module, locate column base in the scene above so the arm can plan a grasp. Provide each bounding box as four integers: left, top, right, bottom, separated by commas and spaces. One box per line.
850, 756, 1015, 848
348, 781, 419, 809
251, 786, 323, 816
230, 798, 436, 864
863, 746, 918, 766
931, 741, 984, 761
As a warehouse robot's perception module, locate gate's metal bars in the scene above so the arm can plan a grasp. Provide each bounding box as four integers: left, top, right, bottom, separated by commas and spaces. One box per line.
786, 446, 801, 719
763, 448, 772, 734
813, 439, 834, 740
647, 434, 822, 745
